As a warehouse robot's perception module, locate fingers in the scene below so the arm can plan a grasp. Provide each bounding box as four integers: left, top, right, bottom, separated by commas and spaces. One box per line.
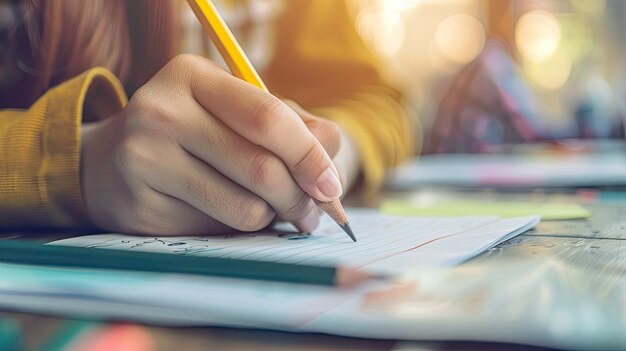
180, 55, 342, 202
284, 100, 342, 159
145, 147, 277, 233
178, 104, 321, 232
126, 187, 235, 236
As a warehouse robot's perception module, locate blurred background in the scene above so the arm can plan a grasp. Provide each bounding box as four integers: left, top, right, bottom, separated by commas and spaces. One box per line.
348, 0, 626, 154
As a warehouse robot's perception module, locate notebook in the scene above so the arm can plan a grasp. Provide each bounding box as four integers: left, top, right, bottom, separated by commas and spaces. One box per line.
50, 209, 539, 275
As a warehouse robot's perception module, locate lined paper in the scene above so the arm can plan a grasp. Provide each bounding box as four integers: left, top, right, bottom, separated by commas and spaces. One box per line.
51, 210, 539, 274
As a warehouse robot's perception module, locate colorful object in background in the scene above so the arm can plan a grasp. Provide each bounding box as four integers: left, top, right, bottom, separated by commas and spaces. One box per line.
66, 325, 154, 351
38, 321, 154, 351
380, 199, 590, 220
425, 38, 625, 154
0, 318, 22, 351
426, 40, 547, 154
577, 189, 626, 204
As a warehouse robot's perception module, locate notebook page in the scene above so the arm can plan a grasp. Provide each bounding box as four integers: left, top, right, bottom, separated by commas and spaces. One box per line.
50, 210, 538, 274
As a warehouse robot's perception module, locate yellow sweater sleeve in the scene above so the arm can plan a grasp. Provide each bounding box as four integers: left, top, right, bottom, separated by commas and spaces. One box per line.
263, 0, 414, 193
0, 67, 127, 228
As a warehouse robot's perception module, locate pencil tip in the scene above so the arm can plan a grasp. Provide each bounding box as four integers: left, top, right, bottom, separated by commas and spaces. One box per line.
340, 223, 357, 242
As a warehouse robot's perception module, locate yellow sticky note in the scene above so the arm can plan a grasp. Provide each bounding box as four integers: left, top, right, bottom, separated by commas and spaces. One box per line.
380, 199, 591, 220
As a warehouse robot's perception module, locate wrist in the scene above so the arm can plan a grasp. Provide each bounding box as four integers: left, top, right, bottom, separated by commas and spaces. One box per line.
79, 115, 120, 228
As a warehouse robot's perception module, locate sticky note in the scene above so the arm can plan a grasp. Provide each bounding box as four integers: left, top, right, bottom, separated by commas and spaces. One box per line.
380, 199, 591, 220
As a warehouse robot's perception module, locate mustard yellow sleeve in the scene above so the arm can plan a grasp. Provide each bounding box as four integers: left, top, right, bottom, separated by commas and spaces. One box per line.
0, 67, 127, 229
263, 0, 415, 193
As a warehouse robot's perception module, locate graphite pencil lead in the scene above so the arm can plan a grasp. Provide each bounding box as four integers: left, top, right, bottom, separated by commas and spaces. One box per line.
339, 222, 357, 242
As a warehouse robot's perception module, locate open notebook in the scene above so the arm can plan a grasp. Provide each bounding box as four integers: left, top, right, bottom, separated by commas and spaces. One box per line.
50, 209, 539, 275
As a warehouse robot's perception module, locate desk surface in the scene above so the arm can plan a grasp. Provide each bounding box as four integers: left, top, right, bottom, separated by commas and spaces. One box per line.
2, 190, 625, 351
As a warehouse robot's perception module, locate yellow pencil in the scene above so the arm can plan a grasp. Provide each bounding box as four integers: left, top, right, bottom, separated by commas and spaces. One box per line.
185, 0, 356, 242
186, 0, 266, 91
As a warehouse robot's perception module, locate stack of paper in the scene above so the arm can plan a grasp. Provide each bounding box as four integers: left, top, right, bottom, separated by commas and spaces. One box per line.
11, 211, 616, 347
2, 257, 625, 350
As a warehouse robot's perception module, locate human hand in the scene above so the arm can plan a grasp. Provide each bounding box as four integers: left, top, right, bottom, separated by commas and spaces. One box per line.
80, 54, 345, 235
284, 100, 360, 193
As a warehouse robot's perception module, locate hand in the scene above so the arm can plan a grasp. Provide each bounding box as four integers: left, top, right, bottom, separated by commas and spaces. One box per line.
284, 101, 360, 193
81, 54, 345, 236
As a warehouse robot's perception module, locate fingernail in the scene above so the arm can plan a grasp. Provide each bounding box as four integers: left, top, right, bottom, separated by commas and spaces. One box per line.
296, 209, 320, 233
315, 167, 343, 199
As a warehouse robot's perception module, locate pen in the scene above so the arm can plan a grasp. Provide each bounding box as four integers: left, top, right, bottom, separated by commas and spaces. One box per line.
0, 240, 370, 286
185, 0, 356, 242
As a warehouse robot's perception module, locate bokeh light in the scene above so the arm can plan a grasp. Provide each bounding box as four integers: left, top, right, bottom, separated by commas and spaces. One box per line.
516, 10, 561, 63
434, 14, 486, 65
356, 7, 406, 57
378, 0, 425, 12
348, 0, 625, 142
524, 49, 572, 90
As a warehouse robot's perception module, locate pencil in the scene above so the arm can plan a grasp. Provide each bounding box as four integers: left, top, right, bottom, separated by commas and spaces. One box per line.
0, 240, 370, 287
186, 0, 356, 242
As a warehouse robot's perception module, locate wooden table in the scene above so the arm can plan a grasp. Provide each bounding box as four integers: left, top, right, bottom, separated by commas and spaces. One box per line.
2, 189, 624, 350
